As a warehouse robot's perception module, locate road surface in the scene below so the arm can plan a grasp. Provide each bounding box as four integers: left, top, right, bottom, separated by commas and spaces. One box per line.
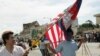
28, 43, 100, 56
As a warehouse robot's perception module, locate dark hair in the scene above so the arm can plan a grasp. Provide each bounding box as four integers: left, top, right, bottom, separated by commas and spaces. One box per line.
2, 31, 14, 45
66, 26, 73, 35
59, 19, 73, 40
59, 19, 73, 35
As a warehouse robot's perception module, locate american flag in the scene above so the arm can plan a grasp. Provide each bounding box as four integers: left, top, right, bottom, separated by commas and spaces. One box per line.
45, 20, 65, 56
45, 0, 82, 56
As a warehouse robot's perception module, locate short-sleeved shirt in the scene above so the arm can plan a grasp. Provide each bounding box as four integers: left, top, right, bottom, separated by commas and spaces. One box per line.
55, 40, 78, 56
0, 45, 25, 56
39, 41, 46, 49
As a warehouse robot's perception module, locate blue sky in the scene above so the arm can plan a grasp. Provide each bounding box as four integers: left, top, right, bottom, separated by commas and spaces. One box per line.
0, 0, 100, 37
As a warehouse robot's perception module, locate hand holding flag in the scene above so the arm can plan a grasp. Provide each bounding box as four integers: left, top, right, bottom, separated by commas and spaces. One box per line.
45, 0, 82, 56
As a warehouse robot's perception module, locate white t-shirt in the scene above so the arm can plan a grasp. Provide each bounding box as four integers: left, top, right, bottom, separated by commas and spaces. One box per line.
0, 45, 25, 56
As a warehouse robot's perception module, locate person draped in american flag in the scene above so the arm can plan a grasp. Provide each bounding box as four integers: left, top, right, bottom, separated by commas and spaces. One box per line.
45, 0, 83, 56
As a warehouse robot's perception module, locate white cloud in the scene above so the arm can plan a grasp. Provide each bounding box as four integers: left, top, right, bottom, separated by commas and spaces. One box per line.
77, 0, 100, 24
0, 0, 100, 37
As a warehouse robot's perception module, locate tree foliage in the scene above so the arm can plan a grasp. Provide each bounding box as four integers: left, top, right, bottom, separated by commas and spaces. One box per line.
76, 20, 100, 35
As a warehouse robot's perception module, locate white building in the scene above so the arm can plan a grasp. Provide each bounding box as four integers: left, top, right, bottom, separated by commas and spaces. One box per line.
94, 13, 100, 24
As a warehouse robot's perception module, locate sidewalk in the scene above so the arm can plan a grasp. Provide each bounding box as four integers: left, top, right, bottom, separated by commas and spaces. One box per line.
28, 47, 42, 56
76, 43, 100, 56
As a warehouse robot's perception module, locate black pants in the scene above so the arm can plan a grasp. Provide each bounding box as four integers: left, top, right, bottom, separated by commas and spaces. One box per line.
40, 49, 50, 56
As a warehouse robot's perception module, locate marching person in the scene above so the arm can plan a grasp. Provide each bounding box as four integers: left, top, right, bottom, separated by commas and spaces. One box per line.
45, 26, 83, 56
39, 34, 50, 56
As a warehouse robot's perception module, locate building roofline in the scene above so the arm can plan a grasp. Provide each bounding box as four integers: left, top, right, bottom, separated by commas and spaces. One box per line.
94, 13, 100, 17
